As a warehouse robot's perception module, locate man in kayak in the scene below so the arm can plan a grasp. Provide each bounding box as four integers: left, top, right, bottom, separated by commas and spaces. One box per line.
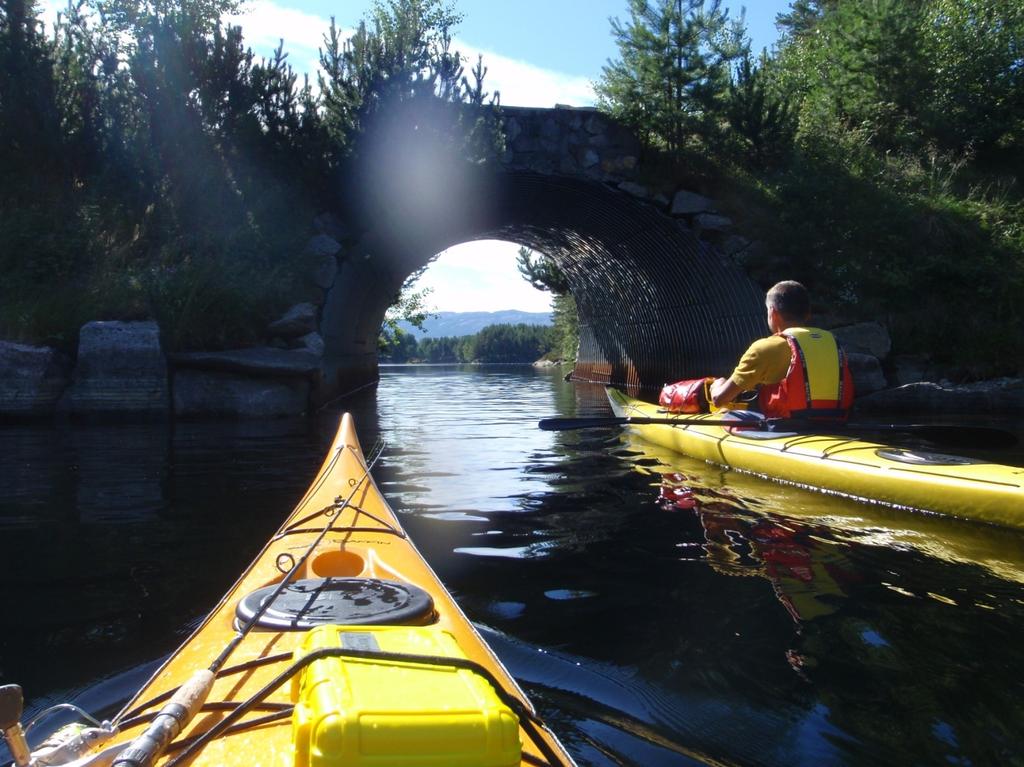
661, 280, 854, 419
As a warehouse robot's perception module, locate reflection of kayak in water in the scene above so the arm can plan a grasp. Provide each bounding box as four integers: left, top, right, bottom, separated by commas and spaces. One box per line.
624, 429, 1024, 586
659, 472, 857, 622
608, 388, 1024, 528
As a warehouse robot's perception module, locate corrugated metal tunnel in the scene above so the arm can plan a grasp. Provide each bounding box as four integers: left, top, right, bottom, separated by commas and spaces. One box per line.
322, 170, 767, 399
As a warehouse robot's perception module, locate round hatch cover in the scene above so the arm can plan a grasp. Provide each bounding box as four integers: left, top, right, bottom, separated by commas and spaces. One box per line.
875, 448, 985, 466
236, 577, 434, 630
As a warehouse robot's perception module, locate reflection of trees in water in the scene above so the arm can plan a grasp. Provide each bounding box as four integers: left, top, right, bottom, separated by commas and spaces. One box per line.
0, 418, 330, 711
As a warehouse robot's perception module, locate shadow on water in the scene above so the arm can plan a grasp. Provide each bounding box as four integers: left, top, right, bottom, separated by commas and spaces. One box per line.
2, 364, 1024, 766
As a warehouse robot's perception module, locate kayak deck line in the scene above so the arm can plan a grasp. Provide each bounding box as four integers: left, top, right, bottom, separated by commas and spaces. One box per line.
607, 388, 1024, 528
12, 414, 576, 767
885, 465, 1023, 488
279, 503, 407, 537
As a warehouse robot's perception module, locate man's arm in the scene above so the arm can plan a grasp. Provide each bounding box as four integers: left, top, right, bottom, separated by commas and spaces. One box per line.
709, 376, 741, 408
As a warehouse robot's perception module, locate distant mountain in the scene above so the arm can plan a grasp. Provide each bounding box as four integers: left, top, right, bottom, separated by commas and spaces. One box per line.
398, 310, 552, 338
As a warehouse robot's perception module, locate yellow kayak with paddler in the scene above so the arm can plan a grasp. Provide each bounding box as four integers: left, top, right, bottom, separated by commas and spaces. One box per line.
2, 414, 575, 767
606, 388, 1024, 529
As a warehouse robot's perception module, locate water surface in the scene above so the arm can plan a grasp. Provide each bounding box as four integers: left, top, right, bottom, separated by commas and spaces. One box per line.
2, 365, 1023, 765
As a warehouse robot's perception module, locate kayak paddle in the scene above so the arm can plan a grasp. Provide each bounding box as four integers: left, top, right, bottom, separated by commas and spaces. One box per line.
538, 415, 753, 431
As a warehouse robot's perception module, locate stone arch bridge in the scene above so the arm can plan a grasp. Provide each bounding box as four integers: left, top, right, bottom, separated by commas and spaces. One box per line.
313, 105, 765, 402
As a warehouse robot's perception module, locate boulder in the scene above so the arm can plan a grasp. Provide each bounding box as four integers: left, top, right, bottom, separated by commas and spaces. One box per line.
889, 354, 940, 386
170, 347, 320, 377
573, 146, 599, 168
693, 213, 733, 233
855, 378, 1024, 414
312, 212, 349, 242
0, 341, 71, 416
600, 154, 638, 174
720, 235, 752, 257
618, 181, 649, 199
584, 114, 605, 135
312, 254, 338, 289
307, 234, 342, 260
61, 321, 169, 417
173, 370, 310, 418
540, 118, 560, 141
670, 190, 716, 216
293, 332, 325, 356
267, 303, 317, 338
847, 352, 888, 395
834, 322, 892, 360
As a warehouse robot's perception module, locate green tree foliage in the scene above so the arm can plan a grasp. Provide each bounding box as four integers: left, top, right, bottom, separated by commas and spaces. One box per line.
0, 0, 63, 186
516, 245, 569, 294
760, 0, 1024, 372
777, 0, 1023, 163
596, 0, 746, 152
774, 0, 835, 40
416, 334, 467, 362
460, 323, 556, 363
516, 246, 577, 361
919, 0, 1024, 162
596, 0, 1023, 374
551, 294, 579, 362
318, 0, 462, 137
725, 49, 796, 169
379, 270, 435, 356
319, 0, 499, 166
380, 323, 556, 364
0, 0, 496, 350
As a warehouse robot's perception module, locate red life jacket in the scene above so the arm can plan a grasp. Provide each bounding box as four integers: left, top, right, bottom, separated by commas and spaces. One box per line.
758, 328, 854, 420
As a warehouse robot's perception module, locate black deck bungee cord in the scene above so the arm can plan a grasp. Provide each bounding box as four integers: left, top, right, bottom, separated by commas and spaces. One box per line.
163, 646, 569, 767
109, 438, 386, 767
108, 433, 571, 767
119, 652, 294, 720
209, 438, 386, 675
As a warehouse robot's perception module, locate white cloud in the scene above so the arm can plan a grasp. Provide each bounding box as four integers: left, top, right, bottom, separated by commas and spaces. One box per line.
453, 42, 596, 108
232, 0, 330, 52
230, 1, 593, 107
414, 241, 553, 313
231, 0, 333, 76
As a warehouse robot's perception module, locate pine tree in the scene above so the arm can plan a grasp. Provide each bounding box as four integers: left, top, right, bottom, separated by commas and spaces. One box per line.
726, 49, 796, 169
596, 0, 747, 153
775, 0, 836, 40
516, 246, 570, 294
0, 0, 63, 187
515, 246, 577, 362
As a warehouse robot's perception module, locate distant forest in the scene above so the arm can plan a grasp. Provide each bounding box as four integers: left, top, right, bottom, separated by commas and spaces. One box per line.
380, 322, 560, 364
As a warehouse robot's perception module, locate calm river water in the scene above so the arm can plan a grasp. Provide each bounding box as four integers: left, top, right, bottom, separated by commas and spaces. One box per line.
2, 365, 1024, 766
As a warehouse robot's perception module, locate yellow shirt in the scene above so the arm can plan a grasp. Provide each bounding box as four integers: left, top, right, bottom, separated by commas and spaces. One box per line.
728, 335, 792, 391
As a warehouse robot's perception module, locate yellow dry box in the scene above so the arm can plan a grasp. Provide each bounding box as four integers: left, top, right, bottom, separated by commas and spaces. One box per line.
290, 624, 522, 767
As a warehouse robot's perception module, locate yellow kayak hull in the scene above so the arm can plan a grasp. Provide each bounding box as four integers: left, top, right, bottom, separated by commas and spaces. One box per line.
608, 388, 1024, 529
104, 413, 575, 766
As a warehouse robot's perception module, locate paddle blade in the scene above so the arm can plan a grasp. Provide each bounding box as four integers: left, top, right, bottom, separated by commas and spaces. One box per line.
538, 417, 627, 431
